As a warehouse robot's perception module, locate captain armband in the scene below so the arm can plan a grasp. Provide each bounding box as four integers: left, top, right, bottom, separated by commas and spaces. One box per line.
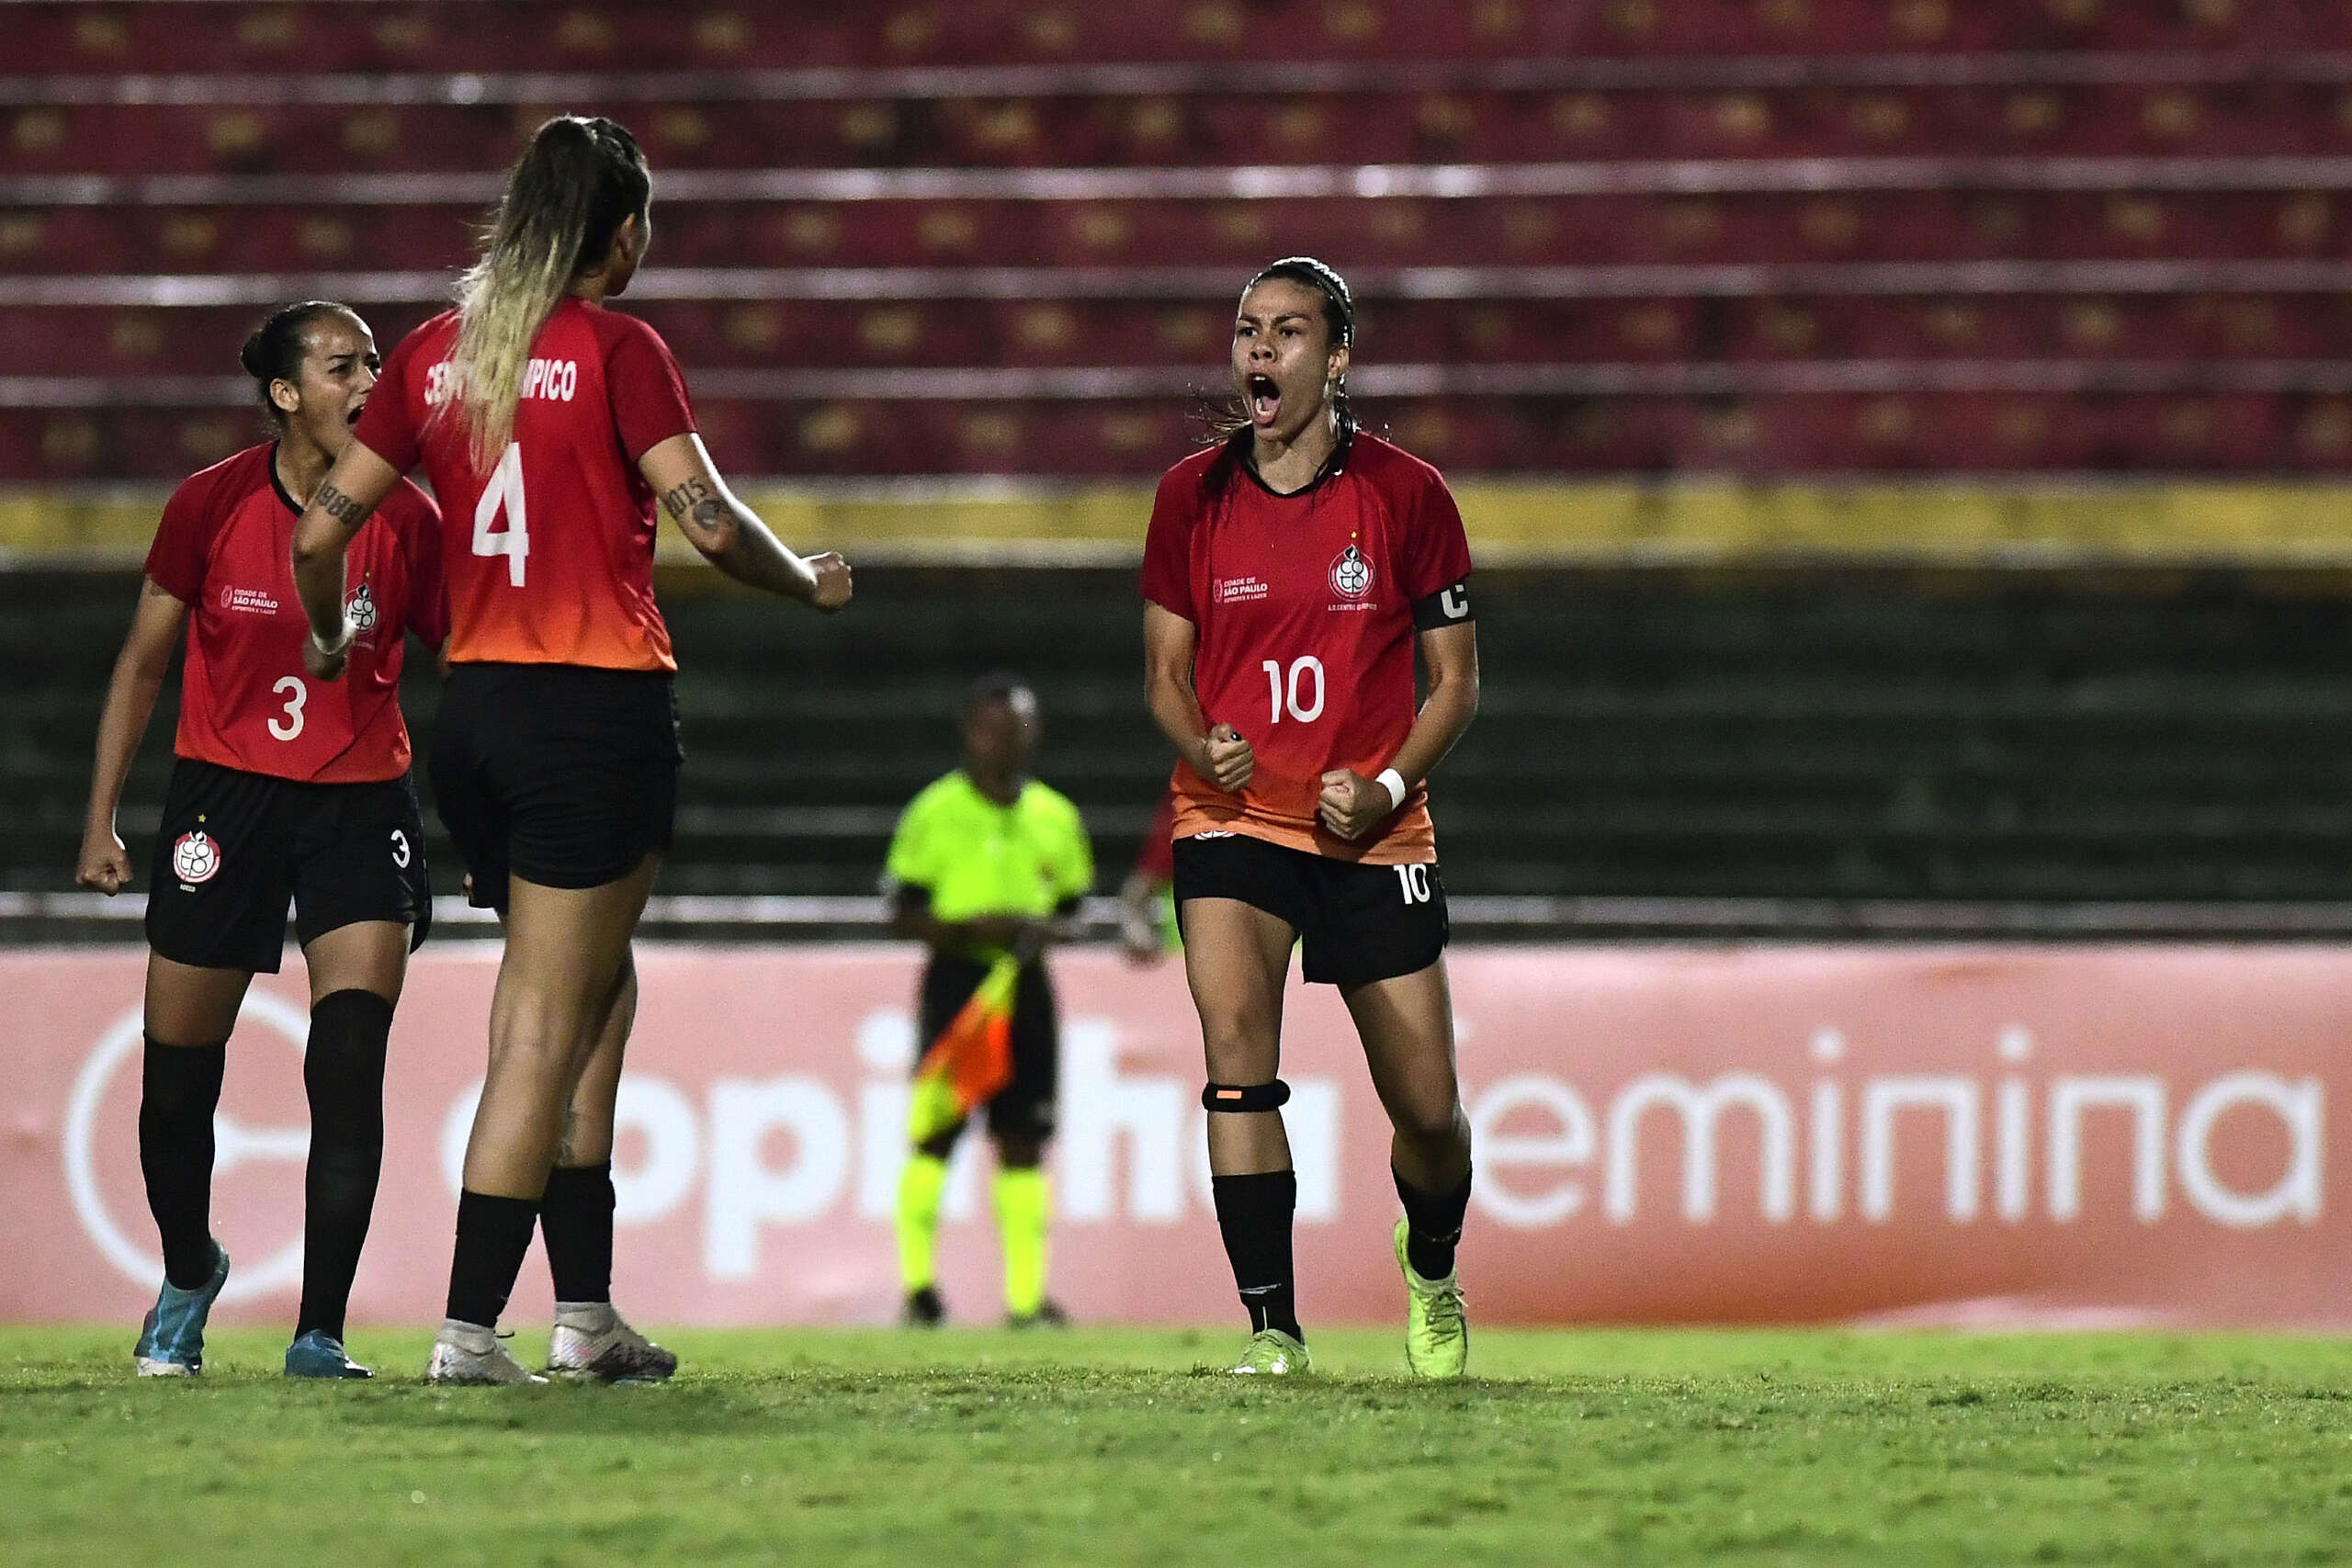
1202, 1080, 1292, 1112
1411, 579, 1472, 630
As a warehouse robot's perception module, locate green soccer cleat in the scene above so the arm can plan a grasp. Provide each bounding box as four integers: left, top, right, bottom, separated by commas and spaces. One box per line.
134, 1240, 230, 1377
1227, 1328, 1311, 1375
1393, 1217, 1469, 1379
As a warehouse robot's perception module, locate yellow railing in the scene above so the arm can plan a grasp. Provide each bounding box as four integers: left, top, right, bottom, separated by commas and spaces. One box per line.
11, 479, 2352, 568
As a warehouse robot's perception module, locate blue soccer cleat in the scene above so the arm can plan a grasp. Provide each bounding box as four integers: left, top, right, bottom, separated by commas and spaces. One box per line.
283, 1329, 372, 1380
134, 1241, 230, 1377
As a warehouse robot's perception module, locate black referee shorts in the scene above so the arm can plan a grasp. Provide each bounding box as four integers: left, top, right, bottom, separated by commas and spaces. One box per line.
915, 953, 1059, 1142
145, 757, 431, 975
1172, 831, 1448, 988
429, 662, 681, 913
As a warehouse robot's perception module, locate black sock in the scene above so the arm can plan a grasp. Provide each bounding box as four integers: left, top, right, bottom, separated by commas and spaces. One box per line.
139, 1035, 227, 1290
539, 1161, 616, 1304
294, 989, 391, 1343
1211, 1170, 1302, 1343
1394, 1165, 1474, 1281
444, 1190, 541, 1330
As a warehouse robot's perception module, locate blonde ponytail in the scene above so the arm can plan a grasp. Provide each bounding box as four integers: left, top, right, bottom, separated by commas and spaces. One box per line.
443, 116, 650, 472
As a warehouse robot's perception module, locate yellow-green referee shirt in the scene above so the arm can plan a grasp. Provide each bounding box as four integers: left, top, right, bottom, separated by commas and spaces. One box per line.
884, 773, 1094, 953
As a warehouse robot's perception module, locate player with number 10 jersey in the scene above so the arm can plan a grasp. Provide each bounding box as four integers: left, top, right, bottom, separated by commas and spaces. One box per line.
1140, 422, 1470, 865
1142, 258, 1480, 1383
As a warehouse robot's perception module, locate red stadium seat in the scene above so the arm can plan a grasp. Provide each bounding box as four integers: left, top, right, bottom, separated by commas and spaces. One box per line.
8, 0, 2352, 479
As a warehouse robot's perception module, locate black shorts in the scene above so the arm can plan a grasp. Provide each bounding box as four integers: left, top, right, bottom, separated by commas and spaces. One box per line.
915, 954, 1058, 1142
1172, 832, 1449, 987
145, 757, 431, 975
429, 663, 681, 913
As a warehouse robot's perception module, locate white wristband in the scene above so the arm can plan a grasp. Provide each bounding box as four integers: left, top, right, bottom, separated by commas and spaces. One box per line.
1374, 768, 1408, 813
308, 618, 356, 659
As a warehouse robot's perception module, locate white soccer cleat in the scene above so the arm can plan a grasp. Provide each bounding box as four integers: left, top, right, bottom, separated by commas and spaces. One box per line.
547, 1302, 677, 1383
424, 1320, 546, 1386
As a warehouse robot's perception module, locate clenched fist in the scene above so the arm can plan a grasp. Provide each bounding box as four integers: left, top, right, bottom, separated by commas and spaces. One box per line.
1198, 723, 1254, 794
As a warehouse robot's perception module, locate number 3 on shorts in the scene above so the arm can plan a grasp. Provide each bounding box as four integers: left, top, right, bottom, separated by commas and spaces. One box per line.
473, 441, 529, 586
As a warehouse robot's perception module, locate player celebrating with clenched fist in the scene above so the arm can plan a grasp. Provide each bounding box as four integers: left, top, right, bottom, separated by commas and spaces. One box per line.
1141, 258, 1481, 1378
78, 300, 444, 1381
292, 116, 851, 1383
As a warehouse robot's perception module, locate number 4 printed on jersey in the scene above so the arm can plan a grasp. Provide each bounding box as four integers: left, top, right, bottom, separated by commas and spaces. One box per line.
472, 441, 529, 586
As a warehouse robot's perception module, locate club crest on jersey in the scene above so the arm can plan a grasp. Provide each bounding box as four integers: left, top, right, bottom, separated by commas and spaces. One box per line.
171, 829, 221, 887
1329, 543, 1374, 600
345, 582, 377, 634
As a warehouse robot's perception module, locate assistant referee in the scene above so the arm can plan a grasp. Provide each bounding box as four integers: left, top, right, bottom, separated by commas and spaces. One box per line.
885, 672, 1093, 1327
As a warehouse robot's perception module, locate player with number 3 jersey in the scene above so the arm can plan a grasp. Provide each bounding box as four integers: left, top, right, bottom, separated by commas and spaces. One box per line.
1142, 258, 1481, 1380
293, 115, 852, 1385
77, 301, 443, 1383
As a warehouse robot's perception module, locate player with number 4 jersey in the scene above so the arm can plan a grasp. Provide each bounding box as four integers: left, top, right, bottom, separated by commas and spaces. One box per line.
293, 115, 851, 1386
356, 289, 682, 673
1143, 259, 1480, 1382
78, 301, 443, 1384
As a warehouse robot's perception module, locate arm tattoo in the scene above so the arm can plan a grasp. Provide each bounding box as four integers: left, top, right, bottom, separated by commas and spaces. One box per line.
314, 481, 367, 526
662, 477, 734, 548
660, 477, 716, 524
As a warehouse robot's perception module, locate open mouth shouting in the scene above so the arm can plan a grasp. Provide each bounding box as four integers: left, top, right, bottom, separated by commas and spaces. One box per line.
1248, 373, 1281, 428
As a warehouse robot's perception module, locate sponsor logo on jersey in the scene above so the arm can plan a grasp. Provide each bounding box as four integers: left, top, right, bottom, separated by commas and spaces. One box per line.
345, 581, 378, 634
218, 585, 281, 615
171, 829, 221, 887
1328, 543, 1374, 600
1216, 576, 1271, 604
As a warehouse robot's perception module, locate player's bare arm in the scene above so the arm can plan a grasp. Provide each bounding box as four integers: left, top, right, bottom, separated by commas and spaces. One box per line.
76, 576, 189, 894
642, 432, 852, 611
1317, 620, 1479, 840
1143, 600, 1254, 792
290, 438, 401, 681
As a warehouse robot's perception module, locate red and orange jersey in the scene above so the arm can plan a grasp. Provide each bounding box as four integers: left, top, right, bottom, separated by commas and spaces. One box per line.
354, 298, 694, 673
145, 442, 443, 784
1139, 429, 1472, 866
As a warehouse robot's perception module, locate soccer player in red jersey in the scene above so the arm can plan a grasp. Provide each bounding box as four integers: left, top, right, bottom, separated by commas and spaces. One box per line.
77, 300, 444, 1381
290, 117, 852, 1384
1141, 258, 1481, 1377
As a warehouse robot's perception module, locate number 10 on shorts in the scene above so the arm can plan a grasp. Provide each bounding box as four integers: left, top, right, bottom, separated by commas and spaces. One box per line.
1396, 863, 1432, 903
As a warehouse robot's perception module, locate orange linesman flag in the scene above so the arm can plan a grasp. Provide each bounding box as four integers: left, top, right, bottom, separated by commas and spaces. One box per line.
906, 954, 1020, 1145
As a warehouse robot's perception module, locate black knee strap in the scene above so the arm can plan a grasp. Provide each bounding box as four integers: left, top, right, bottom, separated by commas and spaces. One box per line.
1203, 1080, 1291, 1112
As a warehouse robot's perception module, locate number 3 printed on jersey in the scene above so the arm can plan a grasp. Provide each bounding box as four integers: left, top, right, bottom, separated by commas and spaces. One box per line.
268, 675, 306, 741
473, 441, 530, 585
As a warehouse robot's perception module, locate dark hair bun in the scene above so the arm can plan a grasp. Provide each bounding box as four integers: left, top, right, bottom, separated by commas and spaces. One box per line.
237, 299, 353, 430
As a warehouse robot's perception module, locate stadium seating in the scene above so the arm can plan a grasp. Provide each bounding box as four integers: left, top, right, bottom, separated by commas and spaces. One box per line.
8, 0, 2352, 479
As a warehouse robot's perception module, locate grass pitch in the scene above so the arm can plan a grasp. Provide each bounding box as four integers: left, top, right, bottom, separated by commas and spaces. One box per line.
4, 1325, 2350, 1565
